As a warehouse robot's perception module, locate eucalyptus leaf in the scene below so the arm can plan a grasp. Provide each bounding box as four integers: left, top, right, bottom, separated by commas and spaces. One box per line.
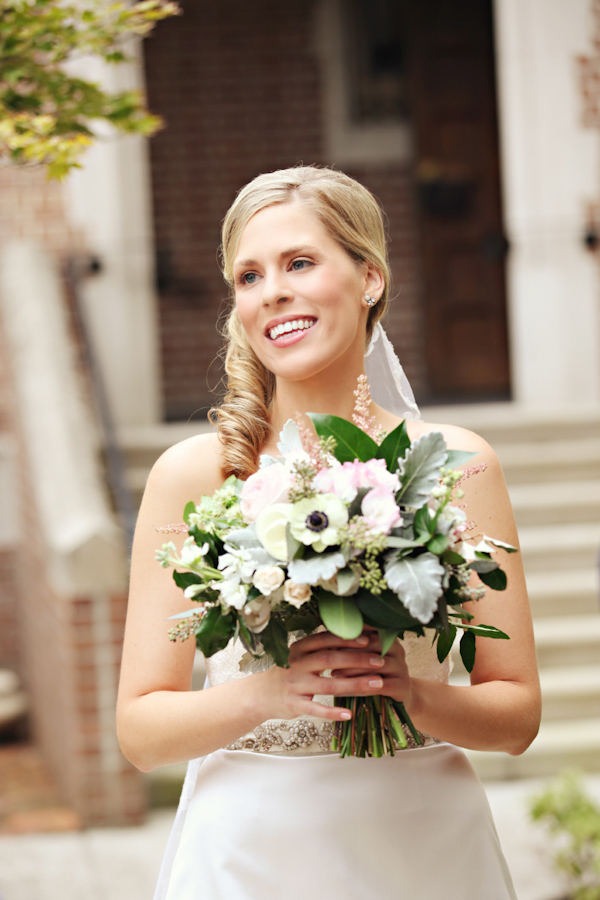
376, 420, 411, 472
397, 431, 448, 509
478, 568, 508, 591
427, 534, 448, 555
442, 549, 465, 565
308, 413, 379, 463
318, 592, 363, 639
469, 558, 500, 574
459, 630, 476, 672
385, 552, 445, 624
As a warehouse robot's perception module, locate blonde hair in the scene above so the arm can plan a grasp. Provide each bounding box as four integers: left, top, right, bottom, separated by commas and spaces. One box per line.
210, 166, 391, 479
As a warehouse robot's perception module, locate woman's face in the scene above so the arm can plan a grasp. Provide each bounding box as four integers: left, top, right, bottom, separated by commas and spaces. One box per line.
233, 201, 381, 385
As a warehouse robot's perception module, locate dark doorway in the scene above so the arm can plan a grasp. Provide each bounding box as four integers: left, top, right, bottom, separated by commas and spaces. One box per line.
402, 0, 510, 402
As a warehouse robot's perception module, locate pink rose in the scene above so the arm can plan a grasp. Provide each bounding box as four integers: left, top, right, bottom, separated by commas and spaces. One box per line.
314, 458, 399, 502
361, 486, 402, 535
240, 464, 290, 523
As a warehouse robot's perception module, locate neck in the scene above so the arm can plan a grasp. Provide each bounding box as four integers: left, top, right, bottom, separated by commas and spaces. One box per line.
268, 361, 366, 440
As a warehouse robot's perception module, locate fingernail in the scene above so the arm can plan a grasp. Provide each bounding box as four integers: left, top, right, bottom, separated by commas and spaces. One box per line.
369, 656, 384, 667
340, 711, 352, 719
368, 678, 383, 688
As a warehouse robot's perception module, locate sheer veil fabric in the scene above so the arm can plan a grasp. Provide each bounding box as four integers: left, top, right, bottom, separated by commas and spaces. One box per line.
152, 329, 518, 900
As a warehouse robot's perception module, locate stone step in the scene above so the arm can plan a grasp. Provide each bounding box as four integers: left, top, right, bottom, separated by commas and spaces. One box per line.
525, 568, 599, 618
518, 522, 600, 572
497, 437, 600, 485
533, 614, 600, 668
421, 403, 600, 446
508, 480, 600, 527
539, 664, 600, 721
467, 717, 600, 780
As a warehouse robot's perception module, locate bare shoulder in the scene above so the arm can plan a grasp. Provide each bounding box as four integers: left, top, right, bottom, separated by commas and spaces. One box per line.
143, 431, 225, 515
407, 419, 496, 461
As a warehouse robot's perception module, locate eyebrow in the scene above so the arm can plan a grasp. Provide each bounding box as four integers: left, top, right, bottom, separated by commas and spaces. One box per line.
233, 245, 322, 270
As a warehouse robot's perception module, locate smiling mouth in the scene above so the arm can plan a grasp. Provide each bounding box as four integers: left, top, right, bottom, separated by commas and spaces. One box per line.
268, 318, 317, 341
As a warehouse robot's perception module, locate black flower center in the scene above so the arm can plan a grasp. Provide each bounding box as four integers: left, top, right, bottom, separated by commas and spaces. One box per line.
306, 511, 329, 532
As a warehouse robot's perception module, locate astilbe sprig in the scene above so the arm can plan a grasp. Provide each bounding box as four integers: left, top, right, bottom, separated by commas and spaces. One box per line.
353, 374, 387, 443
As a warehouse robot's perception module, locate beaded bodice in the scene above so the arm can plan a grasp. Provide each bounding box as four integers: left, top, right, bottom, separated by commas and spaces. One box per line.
206, 631, 450, 755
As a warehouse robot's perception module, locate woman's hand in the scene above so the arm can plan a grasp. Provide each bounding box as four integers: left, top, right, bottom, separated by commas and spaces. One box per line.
256, 629, 413, 722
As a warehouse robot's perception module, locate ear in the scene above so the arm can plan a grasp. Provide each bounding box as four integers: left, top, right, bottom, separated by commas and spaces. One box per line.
362, 263, 385, 305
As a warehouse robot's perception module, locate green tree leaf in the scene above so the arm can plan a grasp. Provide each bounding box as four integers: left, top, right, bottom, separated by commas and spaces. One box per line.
354, 588, 420, 631
318, 592, 363, 639
308, 414, 379, 463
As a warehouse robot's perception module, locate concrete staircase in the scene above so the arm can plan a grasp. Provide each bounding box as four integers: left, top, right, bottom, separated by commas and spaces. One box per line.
119, 404, 600, 781
422, 403, 600, 779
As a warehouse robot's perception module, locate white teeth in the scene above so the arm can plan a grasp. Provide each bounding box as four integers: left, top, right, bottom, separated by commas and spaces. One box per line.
269, 319, 315, 340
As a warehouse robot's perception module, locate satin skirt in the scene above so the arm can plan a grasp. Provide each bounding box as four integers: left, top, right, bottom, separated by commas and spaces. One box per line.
159, 743, 517, 900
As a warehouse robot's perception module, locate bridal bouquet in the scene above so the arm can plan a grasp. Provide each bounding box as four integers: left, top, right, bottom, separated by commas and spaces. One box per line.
156, 378, 515, 758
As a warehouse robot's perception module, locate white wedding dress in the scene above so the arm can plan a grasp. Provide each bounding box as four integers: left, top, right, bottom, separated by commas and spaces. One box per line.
153, 632, 517, 900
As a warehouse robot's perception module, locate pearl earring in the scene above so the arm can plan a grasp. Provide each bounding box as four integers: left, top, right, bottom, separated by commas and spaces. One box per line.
365, 295, 377, 307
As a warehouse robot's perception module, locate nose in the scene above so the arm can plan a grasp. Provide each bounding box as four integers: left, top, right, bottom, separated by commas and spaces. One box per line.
261, 268, 293, 307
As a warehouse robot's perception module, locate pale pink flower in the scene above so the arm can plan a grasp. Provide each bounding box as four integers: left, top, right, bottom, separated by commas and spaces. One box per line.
361, 487, 402, 535
314, 458, 399, 502
240, 464, 290, 522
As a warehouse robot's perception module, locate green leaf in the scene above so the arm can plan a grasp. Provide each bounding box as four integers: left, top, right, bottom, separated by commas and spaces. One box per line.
308, 414, 379, 463
194, 606, 235, 658
261, 616, 291, 668
183, 500, 196, 524
461, 622, 510, 640
376, 420, 410, 472
478, 568, 508, 591
173, 571, 202, 590
397, 431, 448, 509
284, 611, 321, 634
378, 629, 400, 655
414, 504, 435, 537
445, 450, 477, 469
459, 630, 476, 672
318, 592, 363, 639
436, 623, 457, 663
442, 549, 465, 565
354, 588, 419, 631
426, 533, 448, 555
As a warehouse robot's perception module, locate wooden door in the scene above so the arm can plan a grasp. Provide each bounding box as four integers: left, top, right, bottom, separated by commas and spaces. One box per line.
401, 0, 510, 401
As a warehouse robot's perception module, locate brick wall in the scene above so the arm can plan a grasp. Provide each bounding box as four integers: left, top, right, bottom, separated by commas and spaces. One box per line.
0, 167, 146, 825
144, 0, 426, 420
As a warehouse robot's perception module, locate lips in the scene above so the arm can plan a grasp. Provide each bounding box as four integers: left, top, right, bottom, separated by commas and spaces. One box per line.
267, 317, 317, 341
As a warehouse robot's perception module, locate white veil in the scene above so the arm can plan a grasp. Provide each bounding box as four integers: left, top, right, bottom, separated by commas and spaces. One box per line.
365, 323, 421, 421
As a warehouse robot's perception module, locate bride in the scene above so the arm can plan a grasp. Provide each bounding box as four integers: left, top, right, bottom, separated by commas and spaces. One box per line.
117, 166, 541, 899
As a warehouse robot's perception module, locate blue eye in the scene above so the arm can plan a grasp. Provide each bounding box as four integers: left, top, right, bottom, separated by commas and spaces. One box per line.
241, 272, 257, 285
291, 258, 312, 271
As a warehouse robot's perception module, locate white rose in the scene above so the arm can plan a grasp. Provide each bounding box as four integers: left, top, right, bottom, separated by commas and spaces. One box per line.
241, 597, 272, 633
283, 580, 312, 608
252, 565, 285, 596
256, 503, 292, 562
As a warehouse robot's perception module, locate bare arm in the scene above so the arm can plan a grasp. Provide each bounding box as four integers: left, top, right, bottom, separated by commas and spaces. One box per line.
333, 426, 541, 755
